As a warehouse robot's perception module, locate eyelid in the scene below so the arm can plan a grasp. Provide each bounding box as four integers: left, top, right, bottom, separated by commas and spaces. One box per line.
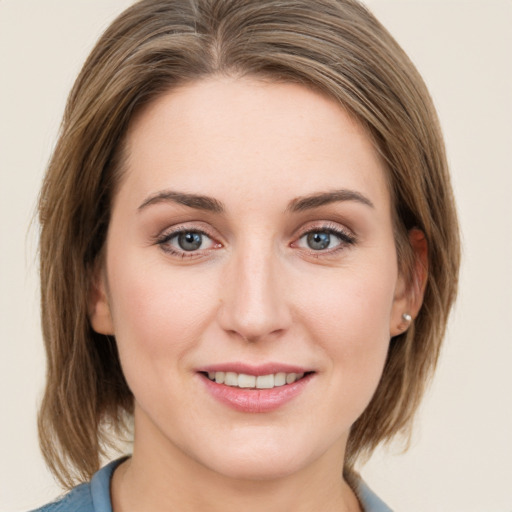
294, 221, 356, 242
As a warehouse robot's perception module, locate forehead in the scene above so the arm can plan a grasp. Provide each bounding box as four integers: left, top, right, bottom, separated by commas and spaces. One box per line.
119, 76, 390, 212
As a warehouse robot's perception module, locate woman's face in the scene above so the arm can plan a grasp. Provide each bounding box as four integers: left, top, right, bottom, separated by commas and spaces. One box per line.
91, 77, 410, 480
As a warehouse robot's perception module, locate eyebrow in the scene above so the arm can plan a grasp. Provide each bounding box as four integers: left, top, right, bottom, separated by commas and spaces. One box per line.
287, 189, 374, 212
138, 190, 225, 213
138, 188, 374, 214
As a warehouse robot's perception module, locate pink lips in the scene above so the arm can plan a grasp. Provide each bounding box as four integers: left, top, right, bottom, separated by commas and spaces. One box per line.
197, 363, 314, 413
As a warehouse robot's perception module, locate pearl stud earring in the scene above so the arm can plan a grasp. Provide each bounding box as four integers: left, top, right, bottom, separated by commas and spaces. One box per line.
402, 313, 412, 323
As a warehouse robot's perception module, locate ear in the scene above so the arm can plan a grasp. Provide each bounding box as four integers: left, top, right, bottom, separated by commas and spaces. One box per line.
88, 264, 115, 335
390, 228, 428, 336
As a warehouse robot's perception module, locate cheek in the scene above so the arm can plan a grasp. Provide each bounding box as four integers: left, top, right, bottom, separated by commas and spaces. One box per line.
106, 254, 216, 372
298, 263, 396, 340
294, 260, 397, 391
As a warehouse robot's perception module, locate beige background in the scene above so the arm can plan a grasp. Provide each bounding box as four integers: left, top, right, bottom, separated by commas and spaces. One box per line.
1, 1, 511, 511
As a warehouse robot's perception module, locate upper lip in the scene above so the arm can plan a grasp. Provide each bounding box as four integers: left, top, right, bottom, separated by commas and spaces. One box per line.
196, 362, 312, 376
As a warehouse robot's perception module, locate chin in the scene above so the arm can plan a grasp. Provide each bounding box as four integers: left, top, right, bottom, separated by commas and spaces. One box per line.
204, 454, 308, 482
189, 432, 334, 482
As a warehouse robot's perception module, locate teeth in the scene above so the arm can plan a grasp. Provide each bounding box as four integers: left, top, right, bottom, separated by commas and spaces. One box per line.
274, 372, 286, 387
238, 374, 256, 388
256, 374, 274, 389
207, 371, 306, 389
286, 372, 297, 384
225, 372, 238, 386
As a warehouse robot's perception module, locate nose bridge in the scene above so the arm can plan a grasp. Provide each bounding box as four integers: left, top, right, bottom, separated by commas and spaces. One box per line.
218, 237, 290, 341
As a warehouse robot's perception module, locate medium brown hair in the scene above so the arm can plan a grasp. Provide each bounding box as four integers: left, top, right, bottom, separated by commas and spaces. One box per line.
38, 0, 460, 488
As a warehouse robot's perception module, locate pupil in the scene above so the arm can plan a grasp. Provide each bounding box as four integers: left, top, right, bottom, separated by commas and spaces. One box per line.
307, 232, 330, 250
178, 232, 202, 251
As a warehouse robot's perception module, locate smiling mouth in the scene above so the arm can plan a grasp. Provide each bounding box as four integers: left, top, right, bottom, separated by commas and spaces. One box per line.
201, 371, 312, 390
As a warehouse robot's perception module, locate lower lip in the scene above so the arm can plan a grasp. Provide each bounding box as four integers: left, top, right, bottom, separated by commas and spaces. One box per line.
199, 373, 313, 413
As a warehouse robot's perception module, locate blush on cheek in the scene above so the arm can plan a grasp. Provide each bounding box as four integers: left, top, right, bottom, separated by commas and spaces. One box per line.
298, 272, 392, 409
111, 266, 212, 361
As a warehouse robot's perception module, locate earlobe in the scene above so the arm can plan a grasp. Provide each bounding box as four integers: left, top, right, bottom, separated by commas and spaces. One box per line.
88, 266, 115, 335
390, 228, 428, 336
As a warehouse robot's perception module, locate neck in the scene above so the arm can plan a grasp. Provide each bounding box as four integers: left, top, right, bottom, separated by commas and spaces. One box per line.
111, 412, 361, 512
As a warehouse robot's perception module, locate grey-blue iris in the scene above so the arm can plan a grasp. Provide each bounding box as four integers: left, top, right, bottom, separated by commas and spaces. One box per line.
307, 232, 330, 250
178, 232, 203, 251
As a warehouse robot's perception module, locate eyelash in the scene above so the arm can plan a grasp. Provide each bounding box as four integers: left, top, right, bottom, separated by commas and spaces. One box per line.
154, 222, 357, 259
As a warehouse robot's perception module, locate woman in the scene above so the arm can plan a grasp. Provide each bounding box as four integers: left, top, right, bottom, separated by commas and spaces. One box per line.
34, 0, 460, 510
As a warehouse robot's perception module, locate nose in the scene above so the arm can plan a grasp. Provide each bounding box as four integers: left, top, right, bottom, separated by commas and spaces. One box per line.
217, 241, 292, 343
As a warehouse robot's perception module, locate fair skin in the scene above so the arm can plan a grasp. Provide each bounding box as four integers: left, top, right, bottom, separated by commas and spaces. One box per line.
90, 76, 424, 512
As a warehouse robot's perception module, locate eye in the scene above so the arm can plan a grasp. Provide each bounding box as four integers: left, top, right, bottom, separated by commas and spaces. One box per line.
176, 231, 205, 251
305, 232, 334, 250
157, 229, 219, 256
294, 226, 356, 252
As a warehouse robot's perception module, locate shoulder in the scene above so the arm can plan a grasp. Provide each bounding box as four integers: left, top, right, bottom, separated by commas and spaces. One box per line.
354, 479, 394, 512
29, 482, 93, 512
29, 457, 127, 512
